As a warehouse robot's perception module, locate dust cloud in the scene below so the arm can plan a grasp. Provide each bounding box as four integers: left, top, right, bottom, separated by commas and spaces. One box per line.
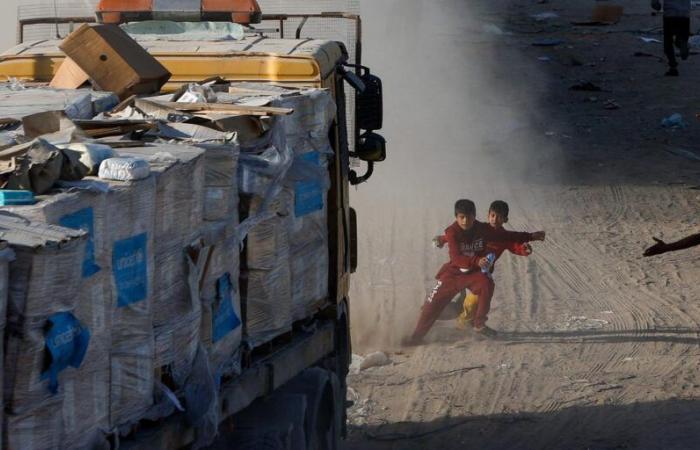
349, 0, 564, 351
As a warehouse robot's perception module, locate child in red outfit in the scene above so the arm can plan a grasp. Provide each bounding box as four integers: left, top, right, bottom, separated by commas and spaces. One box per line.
435, 201, 532, 266
405, 199, 545, 345
435, 201, 535, 328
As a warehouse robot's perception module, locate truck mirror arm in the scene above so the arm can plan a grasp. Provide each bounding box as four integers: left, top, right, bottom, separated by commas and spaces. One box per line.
349, 161, 374, 185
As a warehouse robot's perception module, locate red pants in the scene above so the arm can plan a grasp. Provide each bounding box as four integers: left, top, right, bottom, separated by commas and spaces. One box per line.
411, 271, 495, 339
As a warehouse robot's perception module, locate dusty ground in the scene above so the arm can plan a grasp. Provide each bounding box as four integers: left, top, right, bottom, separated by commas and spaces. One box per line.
346, 0, 700, 449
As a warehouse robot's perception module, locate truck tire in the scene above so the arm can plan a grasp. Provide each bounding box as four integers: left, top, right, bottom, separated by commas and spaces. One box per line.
226, 430, 289, 450
278, 368, 341, 450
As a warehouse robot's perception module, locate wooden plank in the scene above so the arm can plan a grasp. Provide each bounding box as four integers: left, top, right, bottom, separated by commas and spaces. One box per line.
158, 101, 293, 116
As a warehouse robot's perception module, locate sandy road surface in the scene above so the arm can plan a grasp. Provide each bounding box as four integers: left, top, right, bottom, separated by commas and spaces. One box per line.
346, 0, 700, 448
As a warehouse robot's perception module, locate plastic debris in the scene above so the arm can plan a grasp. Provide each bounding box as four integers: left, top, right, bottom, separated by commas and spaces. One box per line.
57, 143, 117, 175
689, 35, 700, 48
98, 157, 151, 181
639, 37, 662, 44
482, 24, 505, 35
532, 38, 564, 47
531, 12, 559, 21
661, 113, 687, 129
0, 190, 35, 206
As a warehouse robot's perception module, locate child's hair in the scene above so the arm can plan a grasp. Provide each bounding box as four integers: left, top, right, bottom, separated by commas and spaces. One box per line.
454, 199, 476, 216
489, 200, 509, 219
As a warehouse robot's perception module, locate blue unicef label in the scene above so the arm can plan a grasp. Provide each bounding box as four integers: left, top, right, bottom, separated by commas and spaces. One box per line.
60, 207, 101, 278
213, 273, 241, 343
294, 152, 324, 217
42, 312, 90, 394
112, 233, 148, 307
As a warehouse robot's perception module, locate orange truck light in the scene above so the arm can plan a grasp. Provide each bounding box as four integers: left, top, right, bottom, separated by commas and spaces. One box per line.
96, 0, 261, 24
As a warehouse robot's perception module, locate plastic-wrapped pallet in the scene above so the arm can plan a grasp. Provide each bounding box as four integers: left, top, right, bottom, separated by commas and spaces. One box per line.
3, 187, 112, 447
0, 215, 86, 450
286, 151, 331, 319
117, 144, 205, 390
199, 220, 242, 377
196, 143, 240, 223
272, 88, 336, 155
0, 243, 14, 449
290, 241, 328, 321
276, 90, 335, 321
103, 175, 157, 429
240, 192, 293, 347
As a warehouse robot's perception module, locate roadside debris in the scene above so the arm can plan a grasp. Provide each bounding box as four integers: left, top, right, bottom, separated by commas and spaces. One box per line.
482, 24, 506, 35
661, 113, 687, 129
359, 352, 391, 371
531, 12, 559, 22
603, 99, 620, 110
569, 81, 602, 92
532, 38, 564, 47
639, 37, 662, 44
689, 35, 700, 48
571, 5, 624, 26
555, 315, 609, 331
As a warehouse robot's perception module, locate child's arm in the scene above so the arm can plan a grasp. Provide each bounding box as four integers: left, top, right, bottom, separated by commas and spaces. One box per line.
485, 227, 545, 244
644, 233, 700, 256
509, 242, 532, 256
432, 235, 447, 248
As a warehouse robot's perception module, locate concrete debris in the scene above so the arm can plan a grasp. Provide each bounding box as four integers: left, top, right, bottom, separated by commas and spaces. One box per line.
360, 352, 391, 371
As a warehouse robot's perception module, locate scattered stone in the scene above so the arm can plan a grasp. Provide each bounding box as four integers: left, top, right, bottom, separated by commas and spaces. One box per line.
360, 351, 391, 370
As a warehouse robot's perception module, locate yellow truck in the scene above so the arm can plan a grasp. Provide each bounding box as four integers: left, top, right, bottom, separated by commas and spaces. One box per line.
0, 1, 385, 448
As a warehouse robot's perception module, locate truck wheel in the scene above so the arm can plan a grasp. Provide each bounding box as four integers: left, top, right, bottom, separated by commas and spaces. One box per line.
279, 368, 341, 450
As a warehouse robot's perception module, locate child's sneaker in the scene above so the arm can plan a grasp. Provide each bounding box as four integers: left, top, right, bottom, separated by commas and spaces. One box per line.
474, 325, 498, 338
665, 67, 680, 77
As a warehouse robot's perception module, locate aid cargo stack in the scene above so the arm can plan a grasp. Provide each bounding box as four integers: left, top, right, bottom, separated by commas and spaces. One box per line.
0, 215, 87, 450
274, 89, 335, 321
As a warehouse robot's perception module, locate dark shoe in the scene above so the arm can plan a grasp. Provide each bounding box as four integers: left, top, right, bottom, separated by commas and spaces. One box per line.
665, 68, 679, 77
474, 325, 498, 338
401, 335, 423, 347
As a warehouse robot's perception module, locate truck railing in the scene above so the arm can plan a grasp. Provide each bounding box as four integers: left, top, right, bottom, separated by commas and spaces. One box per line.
17, 12, 361, 67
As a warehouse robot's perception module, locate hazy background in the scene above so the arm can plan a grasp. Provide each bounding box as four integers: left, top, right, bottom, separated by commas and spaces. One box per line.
1, 0, 20, 51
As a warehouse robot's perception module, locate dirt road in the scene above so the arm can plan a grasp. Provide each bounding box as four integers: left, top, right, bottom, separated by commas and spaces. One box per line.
346, 1, 700, 448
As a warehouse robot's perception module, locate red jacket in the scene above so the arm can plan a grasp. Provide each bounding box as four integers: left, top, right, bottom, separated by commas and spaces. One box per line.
436, 221, 533, 278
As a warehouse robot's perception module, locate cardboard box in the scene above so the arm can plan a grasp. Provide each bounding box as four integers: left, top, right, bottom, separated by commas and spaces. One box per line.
49, 57, 89, 90
60, 24, 171, 99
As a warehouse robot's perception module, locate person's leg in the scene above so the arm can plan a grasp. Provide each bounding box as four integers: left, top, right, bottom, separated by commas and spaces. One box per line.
677, 17, 690, 60
664, 17, 679, 73
410, 276, 460, 341
469, 275, 496, 329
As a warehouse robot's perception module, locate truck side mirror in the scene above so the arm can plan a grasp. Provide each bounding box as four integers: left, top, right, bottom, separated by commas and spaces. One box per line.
356, 131, 386, 162
356, 71, 383, 132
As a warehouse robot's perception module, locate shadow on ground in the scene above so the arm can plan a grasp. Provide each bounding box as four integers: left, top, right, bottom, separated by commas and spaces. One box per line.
343, 398, 700, 450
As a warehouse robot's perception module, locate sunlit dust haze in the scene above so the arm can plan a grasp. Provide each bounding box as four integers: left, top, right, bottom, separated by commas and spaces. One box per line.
350, 0, 565, 351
